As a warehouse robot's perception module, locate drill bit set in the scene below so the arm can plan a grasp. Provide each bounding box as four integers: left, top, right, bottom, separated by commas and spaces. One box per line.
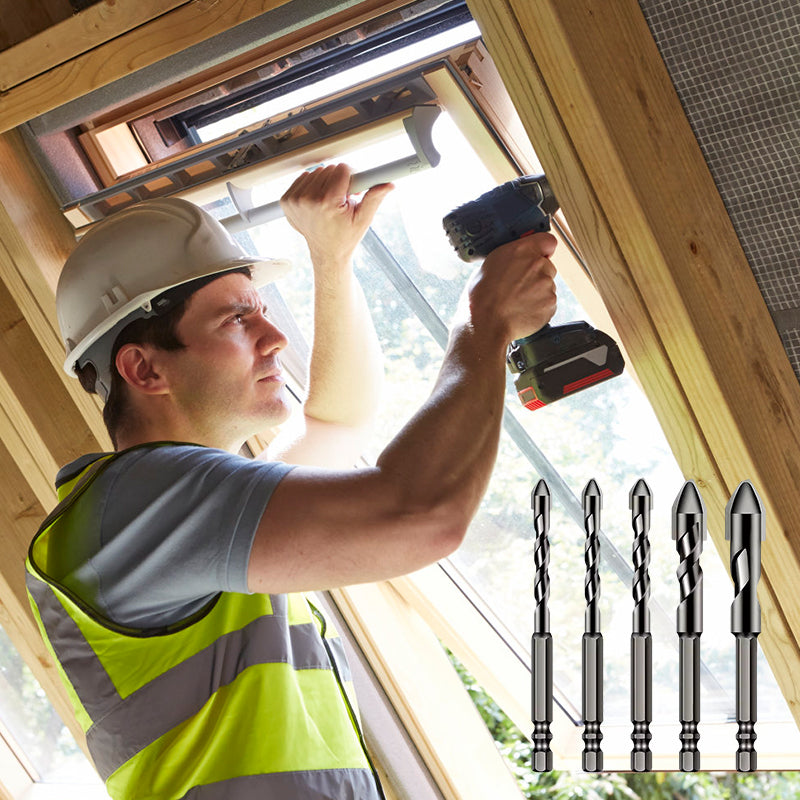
530, 477, 765, 773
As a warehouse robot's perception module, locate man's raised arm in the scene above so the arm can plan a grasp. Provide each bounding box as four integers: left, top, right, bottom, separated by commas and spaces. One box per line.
266, 164, 393, 467
249, 230, 558, 594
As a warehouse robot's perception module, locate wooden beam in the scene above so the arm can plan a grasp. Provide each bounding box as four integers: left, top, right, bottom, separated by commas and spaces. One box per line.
0, 131, 109, 449
0, 130, 112, 760
0, 0, 192, 92
466, 0, 800, 726
0, 0, 295, 133
0, 0, 73, 53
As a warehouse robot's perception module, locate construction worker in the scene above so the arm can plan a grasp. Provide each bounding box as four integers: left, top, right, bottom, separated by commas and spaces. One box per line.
25, 163, 557, 800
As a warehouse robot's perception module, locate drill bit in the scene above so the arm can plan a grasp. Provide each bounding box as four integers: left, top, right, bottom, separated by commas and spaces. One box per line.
672, 480, 706, 772
582, 479, 603, 772
630, 479, 653, 772
531, 479, 553, 772
726, 480, 765, 772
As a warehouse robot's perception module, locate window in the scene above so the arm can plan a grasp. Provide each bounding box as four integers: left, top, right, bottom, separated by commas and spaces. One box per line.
0, 624, 108, 798
17, 0, 799, 788
203, 76, 800, 771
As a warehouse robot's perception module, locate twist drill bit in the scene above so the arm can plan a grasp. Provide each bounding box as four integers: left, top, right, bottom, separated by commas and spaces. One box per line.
726, 480, 765, 773
582, 479, 603, 772
672, 480, 706, 772
630, 479, 653, 772
531, 479, 553, 772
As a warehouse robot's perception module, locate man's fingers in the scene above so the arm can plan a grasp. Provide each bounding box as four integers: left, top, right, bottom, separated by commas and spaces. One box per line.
355, 182, 394, 221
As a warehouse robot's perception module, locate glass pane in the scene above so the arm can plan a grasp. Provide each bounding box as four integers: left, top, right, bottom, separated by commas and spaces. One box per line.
0, 624, 104, 786
215, 105, 799, 750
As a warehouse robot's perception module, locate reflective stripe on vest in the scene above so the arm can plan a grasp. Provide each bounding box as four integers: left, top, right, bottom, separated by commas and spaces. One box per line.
179, 768, 379, 799
25, 448, 383, 800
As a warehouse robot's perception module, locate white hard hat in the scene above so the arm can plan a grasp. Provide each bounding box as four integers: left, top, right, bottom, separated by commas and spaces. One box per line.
57, 196, 290, 400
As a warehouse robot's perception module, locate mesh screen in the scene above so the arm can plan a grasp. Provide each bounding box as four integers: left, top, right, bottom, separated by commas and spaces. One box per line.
638, 0, 800, 378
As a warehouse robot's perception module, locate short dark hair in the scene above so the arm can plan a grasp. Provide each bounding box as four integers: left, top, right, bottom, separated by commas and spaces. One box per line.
76, 267, 252, 449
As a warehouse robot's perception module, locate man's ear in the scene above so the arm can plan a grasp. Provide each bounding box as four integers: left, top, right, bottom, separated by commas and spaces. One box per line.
115, 344, 170, 395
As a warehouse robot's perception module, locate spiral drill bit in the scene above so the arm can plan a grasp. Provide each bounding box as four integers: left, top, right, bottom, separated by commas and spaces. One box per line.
531, 479, 553, 771
582, 479, 603, 772
629, 479, 653, 772
726, 480, 764, 772
672, 480, 706, 772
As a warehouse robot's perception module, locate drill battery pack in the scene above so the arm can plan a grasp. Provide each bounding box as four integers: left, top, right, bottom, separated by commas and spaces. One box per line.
507, 322, 625, 410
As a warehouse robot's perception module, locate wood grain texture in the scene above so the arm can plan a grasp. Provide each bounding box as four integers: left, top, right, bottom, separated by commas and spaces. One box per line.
466, 0, 800, 725
0, 0, 191, 91
0, 0, 73, 52
0, 130, 111, 759
0, 132, 109, 450
0, 0, 293, 132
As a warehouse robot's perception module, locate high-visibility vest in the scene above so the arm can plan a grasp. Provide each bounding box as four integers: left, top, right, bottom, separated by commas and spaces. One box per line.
25, 448, 384, 800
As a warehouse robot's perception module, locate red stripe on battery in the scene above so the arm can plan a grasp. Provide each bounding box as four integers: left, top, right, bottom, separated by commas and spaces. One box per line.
564, 368, 615, 395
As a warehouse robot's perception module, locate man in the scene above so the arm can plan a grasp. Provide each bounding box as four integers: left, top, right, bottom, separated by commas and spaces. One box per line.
26, 164, 557, 799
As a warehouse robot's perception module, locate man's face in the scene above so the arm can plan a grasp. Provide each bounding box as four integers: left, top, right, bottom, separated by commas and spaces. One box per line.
161, 272, 291, 447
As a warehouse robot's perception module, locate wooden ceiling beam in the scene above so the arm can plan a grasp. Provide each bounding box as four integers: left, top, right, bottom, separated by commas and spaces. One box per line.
0, 0, 192, 93
0, 0, 294, 133
466, 0, 800, 726
0, 130, 112, 754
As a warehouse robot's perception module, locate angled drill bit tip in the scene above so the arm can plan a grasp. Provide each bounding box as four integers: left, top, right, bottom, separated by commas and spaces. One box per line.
629, 478, 652, 523
532, 478, 551, 503
726, 481, 765, 540
672, 480, 706, 540
629, 478, 652, 503
583, 478, 602, 506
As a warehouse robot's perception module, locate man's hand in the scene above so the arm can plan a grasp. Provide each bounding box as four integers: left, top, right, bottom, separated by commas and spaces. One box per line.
460, 232, 558, 346
280, 163, 393, 270
267, 164, 390, 467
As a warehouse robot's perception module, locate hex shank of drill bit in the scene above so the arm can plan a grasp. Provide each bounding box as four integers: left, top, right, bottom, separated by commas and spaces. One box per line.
629, 479, 652, 772
726, 480, 764, 772
672, 480, 705, 772
582, 479, 603, 772
531, 479, 553, 771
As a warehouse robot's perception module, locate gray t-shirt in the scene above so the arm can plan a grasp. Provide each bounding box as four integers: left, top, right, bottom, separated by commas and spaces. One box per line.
55, 443, 294, 630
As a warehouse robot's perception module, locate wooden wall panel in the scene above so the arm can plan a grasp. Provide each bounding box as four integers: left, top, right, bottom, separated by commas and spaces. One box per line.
466, 0, 800, 726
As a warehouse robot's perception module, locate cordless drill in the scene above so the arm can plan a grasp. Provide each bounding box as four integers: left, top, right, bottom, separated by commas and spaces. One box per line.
442, 175, 624, 410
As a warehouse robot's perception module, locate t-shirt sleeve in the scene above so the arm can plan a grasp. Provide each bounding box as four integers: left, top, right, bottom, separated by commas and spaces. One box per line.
65, 444, 294, 629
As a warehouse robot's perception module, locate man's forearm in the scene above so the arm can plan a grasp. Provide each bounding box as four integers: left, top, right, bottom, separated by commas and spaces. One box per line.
303, 262, 383, 427
374, 319, 508, 529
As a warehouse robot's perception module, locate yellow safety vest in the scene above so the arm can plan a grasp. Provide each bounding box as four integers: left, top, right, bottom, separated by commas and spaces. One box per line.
25, 449, 384, 800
